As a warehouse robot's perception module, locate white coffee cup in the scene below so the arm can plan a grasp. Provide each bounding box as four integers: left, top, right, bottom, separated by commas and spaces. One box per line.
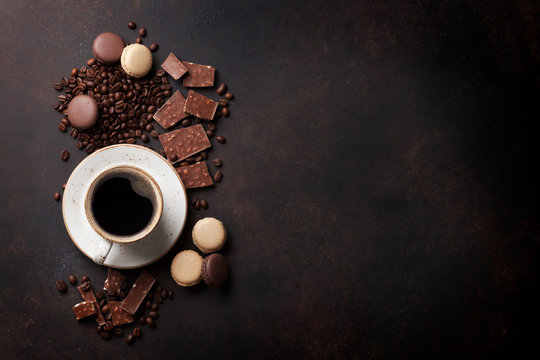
84, 165, 163, 265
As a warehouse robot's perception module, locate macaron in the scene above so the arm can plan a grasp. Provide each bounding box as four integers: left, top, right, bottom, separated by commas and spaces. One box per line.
201, 253, 229, 287
170, 250, 203, 287
121, 44, 152, 78
67, 95, 98, 130
92, 32, 125, 64
192, 217, 227, 254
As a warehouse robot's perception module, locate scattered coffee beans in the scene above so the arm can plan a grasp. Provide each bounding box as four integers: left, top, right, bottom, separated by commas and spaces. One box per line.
114, 328, 124, 337
145, 317, 156, 328
139, 28, 147, 37
81, 275, 89, 283
60, 149, 69, 161
216, 83, 227, 95
216, 136, 226, 144
149, 42, 159, 52
54, 192, 61, 201
221, 107, 230, 117
133, 327, 141, 338
200, 199, 208, 209
225, 92, 234, 99
68, 275, 77, 285
125, 334, 135, 344
56, 279, 67, 292
100, 331, 111, 340
212, 158, 222, 167
136, 37, 142, 44
149, 311, 159, 319
218, 99, 228, 107
214, 171, 223, 182
128, 21, 136, 29
80, 281, 91, 291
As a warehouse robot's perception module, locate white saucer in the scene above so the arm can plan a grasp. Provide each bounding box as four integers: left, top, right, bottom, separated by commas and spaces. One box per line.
62, 144, 187, 269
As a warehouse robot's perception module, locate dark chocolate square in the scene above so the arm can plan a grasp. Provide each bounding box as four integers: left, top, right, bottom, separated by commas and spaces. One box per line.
153, 90, 190, 129
184, 90, 218, 121
182, 61, 215, 87
161, 53, 188, 80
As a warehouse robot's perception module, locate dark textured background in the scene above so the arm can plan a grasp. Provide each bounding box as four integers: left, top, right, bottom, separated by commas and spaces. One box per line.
1, 0, 539, 359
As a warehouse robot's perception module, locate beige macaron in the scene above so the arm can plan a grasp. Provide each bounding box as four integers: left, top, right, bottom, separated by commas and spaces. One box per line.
192, 217, 227, 254
120, 44, 152, 78
170, 250, 203, 287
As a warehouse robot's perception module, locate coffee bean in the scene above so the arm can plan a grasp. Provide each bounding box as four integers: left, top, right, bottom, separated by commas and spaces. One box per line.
85, 143, 95, 154
145, 317, 156, 328
71, 68, 79, 77
222, 107, 230, 117
141, 134, 149, 143
56, 279, 67, 292
125, 334, 135, 344
101, 303, 110, 314
58, 123, 67, 132
128, 21, 136, 29
70, 128, 79, 138
53, 82, 63, 91
145, 123, 153, 131
218, 99, 228, 107
139, 316, 146, 324
132, 327, 141, 338
100, 331, 110, 340
155, 293, 162, 303
212, 158, 222, 167
96, 290, 105, 299
80, 281, 91, 292
62, 183, 66, 190
149, 42, 159, 52
87, 58, 97, 66
139, 28, 147, 37
181, 119, 191, 127
151, 303, 159, 311
145, 300, 152, 309
54, 192, 61, 201
200, 199, 208, 209
170, 154, 178, 162
225, 92, 234, 99
214, 171, 223, 182
195, 200, 201, 210
206, 129, 214, 137
104, 321, 114, 333
156, 69, 166, 77
136, 37, 142, 44
191, 195, 197, 205
216, 83, 227, 95
150, 130, 159, 138
81, 275, 89, 283
68, 275, 77, 285
97, 324, 104, 334
216, 136, 226, 144
60, 149, 69, 161
160, 289, 168, 299
200, 151, 208, 160
114, 328, 123, 337
168, 291, 174, 300
147, 291, 154, 301
148, 311, 159, 319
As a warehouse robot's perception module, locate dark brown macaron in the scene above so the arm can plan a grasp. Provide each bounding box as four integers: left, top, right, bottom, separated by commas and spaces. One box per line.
67, 95, 98, 130
201, 253, 229, 287
92, 32, 125, 64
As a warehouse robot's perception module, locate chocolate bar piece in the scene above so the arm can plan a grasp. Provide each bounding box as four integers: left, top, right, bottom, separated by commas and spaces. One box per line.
153, 90, 190, 129
72, 301, 97, 320
109, 301, 134, 326
184, 90, 218, 121
121, 271, 156, 315
161, 53, 188, 80
182, 61, 215, 87
177, 161, 214, 189
103, 268, 127, 297
77, 282, 106, 325
158, 124, 211, 164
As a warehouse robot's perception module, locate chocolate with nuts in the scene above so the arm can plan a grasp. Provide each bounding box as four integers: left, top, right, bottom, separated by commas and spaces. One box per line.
184, 90, 218, 121
176, 161, 214, 189
153, 90, 190, 129
158, 124, 211, 164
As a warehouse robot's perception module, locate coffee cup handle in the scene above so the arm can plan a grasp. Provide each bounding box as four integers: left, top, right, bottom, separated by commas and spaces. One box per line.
93, 238, 113, 265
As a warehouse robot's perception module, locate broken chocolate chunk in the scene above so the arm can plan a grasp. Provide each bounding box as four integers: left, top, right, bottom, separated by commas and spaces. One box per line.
182, 61, 215, 87
103, 268, 127, 297
109, 301, 135, 326
161, 53, 188, 80
153, 90, 190, 129
158, 124, 211, 164
72, 301, 97, 320
77, 282, 106, 325
121, 271, 156, 315
184, 90, 218, 121
176, 161, 214, 189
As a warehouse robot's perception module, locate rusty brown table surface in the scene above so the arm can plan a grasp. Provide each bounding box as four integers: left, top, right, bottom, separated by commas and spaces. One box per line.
1, 1, 539, 359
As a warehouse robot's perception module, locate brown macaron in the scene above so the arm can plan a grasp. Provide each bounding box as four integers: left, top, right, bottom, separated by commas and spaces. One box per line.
92, 32, 125, 64
201, 253, 228, 287
67, 95, 98, 129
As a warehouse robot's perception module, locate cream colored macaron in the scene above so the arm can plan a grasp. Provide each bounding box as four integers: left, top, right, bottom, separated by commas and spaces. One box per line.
120, 44, 152, 78
192, 217, 227, 254
171, 250, 203, 287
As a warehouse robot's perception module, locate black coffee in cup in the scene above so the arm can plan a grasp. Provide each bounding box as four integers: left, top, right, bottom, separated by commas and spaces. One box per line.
91, 177, 153, 236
